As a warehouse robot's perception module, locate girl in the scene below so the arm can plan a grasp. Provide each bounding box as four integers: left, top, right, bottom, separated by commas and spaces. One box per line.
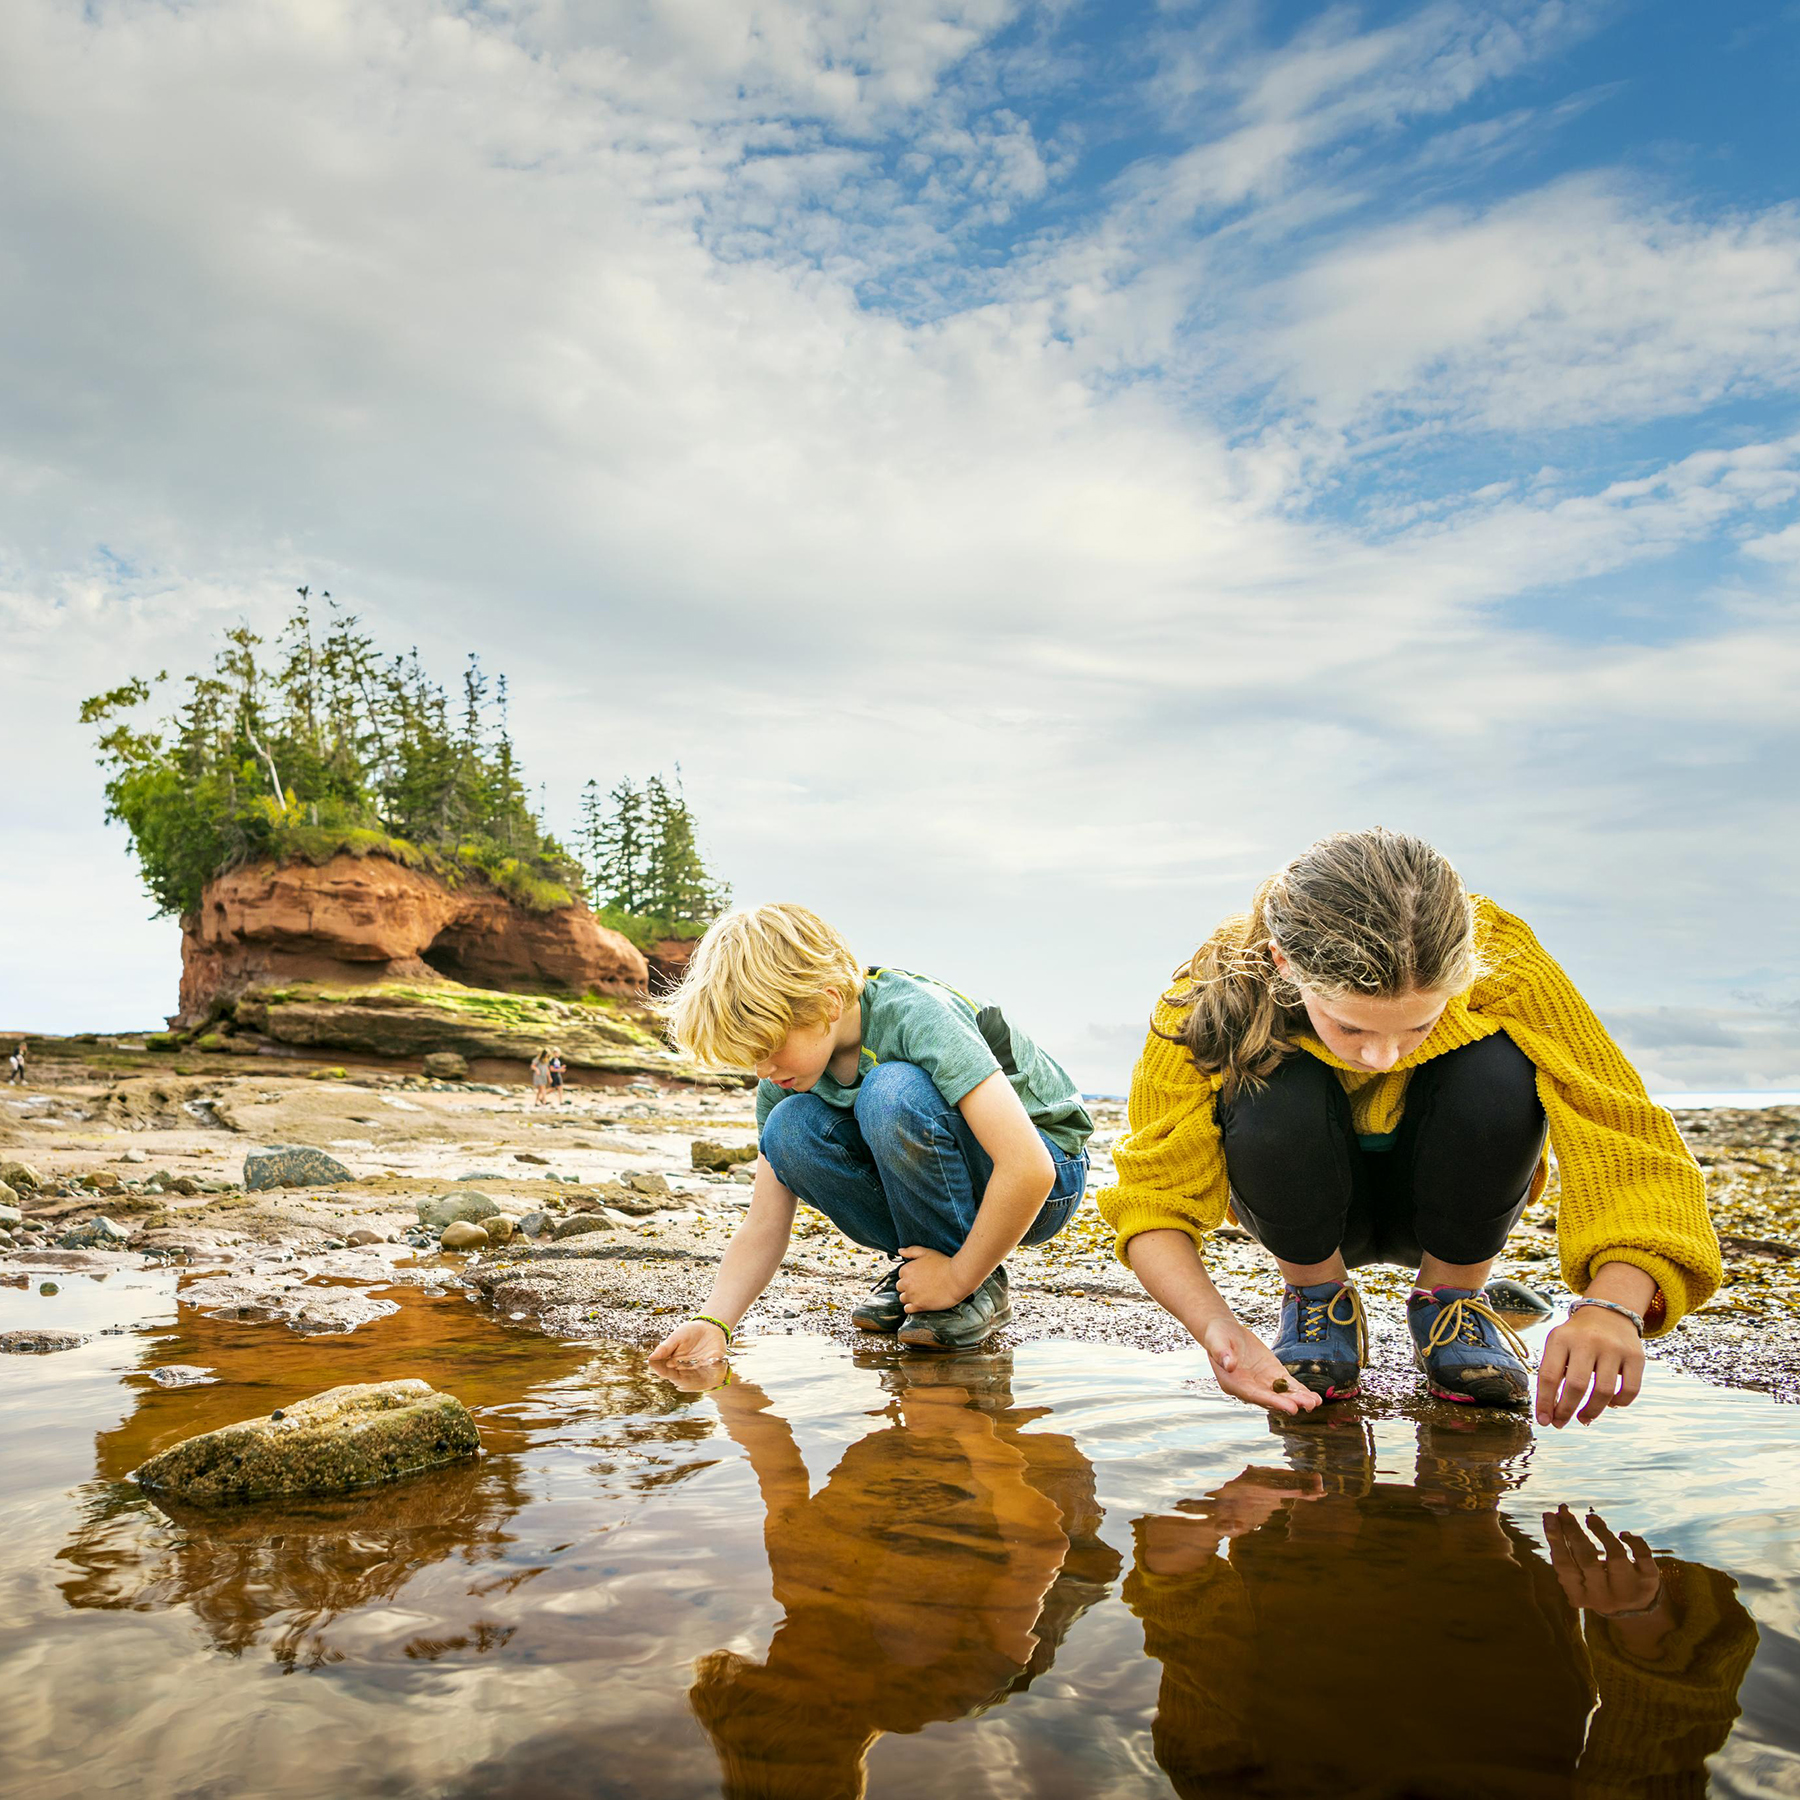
529, 1047, 552, 1108
1099, 828, 1720, 1429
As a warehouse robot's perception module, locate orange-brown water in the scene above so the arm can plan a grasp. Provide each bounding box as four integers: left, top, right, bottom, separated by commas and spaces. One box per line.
2, 1268, 1798, 1798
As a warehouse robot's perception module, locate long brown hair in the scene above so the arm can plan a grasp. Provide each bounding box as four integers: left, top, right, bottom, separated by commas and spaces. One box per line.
1162, 828, 1478, 1098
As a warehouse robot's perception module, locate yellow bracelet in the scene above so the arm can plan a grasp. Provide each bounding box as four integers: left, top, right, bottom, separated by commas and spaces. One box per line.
691, 1313, 734, 1345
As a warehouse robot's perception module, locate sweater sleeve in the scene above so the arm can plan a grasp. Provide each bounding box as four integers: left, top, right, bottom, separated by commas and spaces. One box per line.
1096, 1001, 1231, 1264
1473, 904, 1721, 1333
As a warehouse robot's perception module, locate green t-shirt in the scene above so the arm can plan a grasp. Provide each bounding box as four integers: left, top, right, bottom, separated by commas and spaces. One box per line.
755, 967, 1093, 1155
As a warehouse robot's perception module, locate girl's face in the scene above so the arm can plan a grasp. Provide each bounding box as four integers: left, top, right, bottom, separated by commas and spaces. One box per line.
753, 994, 845, 1091
1271, 948, 1452, 1072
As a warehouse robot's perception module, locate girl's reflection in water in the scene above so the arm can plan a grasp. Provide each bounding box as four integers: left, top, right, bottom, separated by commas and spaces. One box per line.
681, 1352, 1119, 1800
1126, 1410, 1758, 1800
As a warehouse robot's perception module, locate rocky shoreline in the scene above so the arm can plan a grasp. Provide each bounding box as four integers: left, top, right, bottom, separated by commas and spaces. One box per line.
3, 1036, 1797, 1405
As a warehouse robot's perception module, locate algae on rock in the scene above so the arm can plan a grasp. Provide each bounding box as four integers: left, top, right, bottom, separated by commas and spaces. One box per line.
132, 1379, 480, 1502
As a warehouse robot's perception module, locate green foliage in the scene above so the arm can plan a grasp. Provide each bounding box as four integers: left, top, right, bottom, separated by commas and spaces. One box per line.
83, 594, 583, 918
580, 770, 729, 935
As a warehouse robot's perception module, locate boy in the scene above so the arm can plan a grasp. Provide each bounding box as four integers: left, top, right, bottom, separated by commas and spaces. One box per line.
651, 903, 1092, 1358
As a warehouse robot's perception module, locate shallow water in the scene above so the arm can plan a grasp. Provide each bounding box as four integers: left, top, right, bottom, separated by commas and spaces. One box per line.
2, 1270, 1798, 1800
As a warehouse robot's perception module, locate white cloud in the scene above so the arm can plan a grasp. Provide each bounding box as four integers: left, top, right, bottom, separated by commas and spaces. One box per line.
0, 0, 1795, 1100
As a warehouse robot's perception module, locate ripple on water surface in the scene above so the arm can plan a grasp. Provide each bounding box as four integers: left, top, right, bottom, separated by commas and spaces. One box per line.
1, 1272, 1798, 1799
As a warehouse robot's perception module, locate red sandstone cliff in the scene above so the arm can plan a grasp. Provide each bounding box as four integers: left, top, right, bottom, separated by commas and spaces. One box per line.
178, 854, 648, 1023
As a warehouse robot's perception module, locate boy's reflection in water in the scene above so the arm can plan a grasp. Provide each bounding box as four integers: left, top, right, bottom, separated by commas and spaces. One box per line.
680, 1352, 1120, 1800
1126, 1411, 1758, 1800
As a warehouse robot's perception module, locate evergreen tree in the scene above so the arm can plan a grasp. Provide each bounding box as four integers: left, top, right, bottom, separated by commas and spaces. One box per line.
592, 778, 648, 913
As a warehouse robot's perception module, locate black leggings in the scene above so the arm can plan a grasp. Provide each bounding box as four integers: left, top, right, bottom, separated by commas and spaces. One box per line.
1218, 1034, 1547, 1270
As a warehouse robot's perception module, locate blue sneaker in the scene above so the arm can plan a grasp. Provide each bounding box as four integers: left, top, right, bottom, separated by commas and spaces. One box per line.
1408, 1286, 1532, 1408
1273, 1280, 1366, 1400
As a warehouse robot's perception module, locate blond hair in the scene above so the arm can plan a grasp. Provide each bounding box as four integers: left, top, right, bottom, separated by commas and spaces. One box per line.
665, 903, 864, 1071
1163, 828, 1478, 1099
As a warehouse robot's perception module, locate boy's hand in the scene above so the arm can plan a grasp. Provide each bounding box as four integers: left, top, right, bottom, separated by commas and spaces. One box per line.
650, 1318, 730, 1366
1536, 1306, 1643, 1428
1198, 1315, 1323, 1416
897, 1246, 976, 1313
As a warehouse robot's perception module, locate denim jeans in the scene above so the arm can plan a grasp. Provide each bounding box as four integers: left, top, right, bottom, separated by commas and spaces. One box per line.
759, 1060, 1088, 1258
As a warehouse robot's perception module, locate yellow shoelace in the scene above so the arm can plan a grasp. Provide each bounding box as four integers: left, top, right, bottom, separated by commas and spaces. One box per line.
1300, 1283, 1368, 1366
1419, 1292, 1530, 1365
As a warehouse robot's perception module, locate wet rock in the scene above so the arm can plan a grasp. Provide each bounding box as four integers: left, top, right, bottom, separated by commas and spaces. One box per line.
593, 1179, 664, 1217
417, 1191, 499, 1231
553, 1213, 613, 1240
421, 1051, 469, 1080
84, 1171, 124, 1194
1485, 1278, 1554, 1316
514, 1151, 550, 1165
345, 1228, 384, 1247
439, 1220, 489, 1251
136, 1227, 236, 1261
179, 1274, 401, 1335
244, 1146, 354, 1191
0, 1201, 21, 1232
0, 1229, 13, 1250
1, 1328, 89, 1354
0, 1161, 45, 1193
517, 1210, 552, 1238
483, 1214, 516, 1245
148, 1364, 219, 1387
58, 1217, 134, 1250
132, 1378, 480, 1502
690, 1139, 757, 1173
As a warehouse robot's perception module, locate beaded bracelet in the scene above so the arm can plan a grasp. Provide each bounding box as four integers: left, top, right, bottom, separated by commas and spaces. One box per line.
1568, 1297, 1645, 1336
691, 1313, 735, 1345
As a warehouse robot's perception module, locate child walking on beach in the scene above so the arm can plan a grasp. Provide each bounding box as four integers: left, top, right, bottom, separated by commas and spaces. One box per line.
1100, 828, 1720, 1427
652, 904, 1092, 1358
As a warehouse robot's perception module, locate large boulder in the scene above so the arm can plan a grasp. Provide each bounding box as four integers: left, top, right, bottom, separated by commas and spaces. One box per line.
132, 1379, 480, 1502
417, 1191, 499, 1232
2, 1329, 89, 1354
438, 1220, 488, 1250
244, 1146, 353, 1191
421, 1051, 469, 1079
178, 853, 648, 1022
0, 1161, 44, 1193
0, 1199, 21, 1231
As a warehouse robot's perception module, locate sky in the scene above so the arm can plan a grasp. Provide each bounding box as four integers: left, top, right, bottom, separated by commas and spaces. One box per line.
2, 0, 1798, 1095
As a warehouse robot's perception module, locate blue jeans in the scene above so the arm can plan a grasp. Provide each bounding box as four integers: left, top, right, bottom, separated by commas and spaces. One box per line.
759, 1061, 1087, 1258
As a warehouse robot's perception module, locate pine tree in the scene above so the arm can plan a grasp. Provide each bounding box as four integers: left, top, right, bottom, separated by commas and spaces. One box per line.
592, 778, 648, 913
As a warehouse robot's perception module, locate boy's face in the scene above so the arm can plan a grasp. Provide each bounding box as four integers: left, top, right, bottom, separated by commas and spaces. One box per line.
753, 995, 844, 1092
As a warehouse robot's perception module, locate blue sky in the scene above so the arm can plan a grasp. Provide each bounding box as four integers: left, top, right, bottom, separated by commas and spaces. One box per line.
1, 0, 1797, 1091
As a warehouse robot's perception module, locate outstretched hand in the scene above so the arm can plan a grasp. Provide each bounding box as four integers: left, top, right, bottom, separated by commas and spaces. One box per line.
1199, 1315, 1322, 1416
650, 1318, 729, 1367
1536, 1306, 1643, 1428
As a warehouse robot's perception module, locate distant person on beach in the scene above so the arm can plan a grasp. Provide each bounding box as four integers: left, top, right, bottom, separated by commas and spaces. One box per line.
650, 903, 1092, 1357
1101, 828, 1721, 1428
529, 1048, 551, 1108
548, 1050, 566, 1102
6, 1041, 23, 1085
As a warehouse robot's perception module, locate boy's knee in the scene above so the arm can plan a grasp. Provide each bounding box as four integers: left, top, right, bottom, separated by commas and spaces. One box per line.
758, 1092, 834, 1178
853, 1062, 948, 1156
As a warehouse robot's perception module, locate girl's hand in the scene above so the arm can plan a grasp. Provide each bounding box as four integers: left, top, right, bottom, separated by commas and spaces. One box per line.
1536, 1306, 1644, 1428
650, 1318, 729, 1366
1198, 1315, 1322, 1416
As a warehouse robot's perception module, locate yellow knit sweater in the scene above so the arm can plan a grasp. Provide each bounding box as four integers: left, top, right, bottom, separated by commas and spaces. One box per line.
1097, 897, 1721, 1333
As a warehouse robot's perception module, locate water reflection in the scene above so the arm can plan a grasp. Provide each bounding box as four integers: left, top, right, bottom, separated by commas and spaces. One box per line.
53, 1287, 689, 1669
682, 1351, 1121, 1799
1126, 1411, 1759, 1799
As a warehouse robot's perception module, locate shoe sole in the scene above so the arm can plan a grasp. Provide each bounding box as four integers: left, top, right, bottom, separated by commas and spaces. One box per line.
897, 1300, 1012, 1351
1280, 1358, 1361, 1402
1417, 1354, 1530, 1409
852, 1311, 903, 1334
